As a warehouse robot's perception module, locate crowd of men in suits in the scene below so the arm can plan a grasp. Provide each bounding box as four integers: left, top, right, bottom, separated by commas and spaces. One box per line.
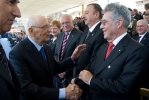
0, 0, 149, 100
1, 31, 26, 48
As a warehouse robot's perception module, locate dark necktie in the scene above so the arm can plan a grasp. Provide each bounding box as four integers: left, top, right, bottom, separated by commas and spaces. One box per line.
40, 47, 48, 66
138, 36, 141, 42
0, 44, 12, 79
105, 42, 115, 59
85, 30, 91, 40
60, 32, 69, 61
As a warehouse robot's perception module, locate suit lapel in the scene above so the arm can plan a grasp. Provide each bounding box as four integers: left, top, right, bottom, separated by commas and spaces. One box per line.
93, 43, 108, 74
140, 32, 149, 45
43, 44, 53, 76
79, 30, 88, 44
24, 38, 50, 74
0, 63, 16, 89
58, 32, 65, 56
84, 22, 101, 44
63, 28, 76, 56
94, 34, 130, 75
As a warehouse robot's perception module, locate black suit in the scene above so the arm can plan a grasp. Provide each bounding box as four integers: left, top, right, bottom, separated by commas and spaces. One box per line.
75, 22, 106, 75
9, 37, 75, 100
74, 22, 106, 100
0, 62, 20, 100
133, 32, 149, 89
134, 14, 141, 21
133, 32, 149, 51
76, 34, 148, 100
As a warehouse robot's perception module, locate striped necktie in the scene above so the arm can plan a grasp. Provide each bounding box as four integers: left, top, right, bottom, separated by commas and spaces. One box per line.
60, 32, 69, 61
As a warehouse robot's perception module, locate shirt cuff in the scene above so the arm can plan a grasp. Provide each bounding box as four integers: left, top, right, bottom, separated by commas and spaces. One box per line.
89, 77, 92, 85
59, 88, 66, 99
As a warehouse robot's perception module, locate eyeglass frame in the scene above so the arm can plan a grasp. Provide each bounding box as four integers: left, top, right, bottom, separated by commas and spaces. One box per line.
31, 25, 50, 30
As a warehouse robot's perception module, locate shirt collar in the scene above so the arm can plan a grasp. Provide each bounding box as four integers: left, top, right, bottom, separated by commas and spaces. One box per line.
113, 32, 127, 46
139, 31, 147, 37
28, 36, 43, 51
89, 21, 101, 32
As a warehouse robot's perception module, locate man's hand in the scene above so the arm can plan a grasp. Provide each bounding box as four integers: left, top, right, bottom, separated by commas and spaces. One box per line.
79, 70, 93, 85
58, 72, 66, 78
71, 78, 75, 84
66, 84, 82, 100
71, 44, 86, 60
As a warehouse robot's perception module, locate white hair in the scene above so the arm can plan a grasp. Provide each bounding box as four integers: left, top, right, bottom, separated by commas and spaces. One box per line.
25, 15, 44, 35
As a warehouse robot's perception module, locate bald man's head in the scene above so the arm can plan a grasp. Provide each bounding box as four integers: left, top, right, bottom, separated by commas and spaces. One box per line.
25, 15, 48, 35
25, 15, 51, 45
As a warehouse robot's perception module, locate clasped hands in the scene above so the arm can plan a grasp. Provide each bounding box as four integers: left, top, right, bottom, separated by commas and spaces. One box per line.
65, 83, 82, 100
65, 70, 93, 100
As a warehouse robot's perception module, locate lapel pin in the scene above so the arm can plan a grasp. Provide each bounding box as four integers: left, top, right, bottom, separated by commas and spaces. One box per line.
119, 50, 121, 52
108, 65, 111, 68
92, 34, 94, 36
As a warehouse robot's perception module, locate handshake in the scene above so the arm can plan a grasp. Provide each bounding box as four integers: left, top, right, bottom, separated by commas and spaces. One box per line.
65, 83, 82, 100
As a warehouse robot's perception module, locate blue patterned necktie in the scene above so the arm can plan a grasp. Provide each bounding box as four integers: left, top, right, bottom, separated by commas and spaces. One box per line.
85, 30, 91, 40
0, 44, 12, 79
40, 47, 48, 66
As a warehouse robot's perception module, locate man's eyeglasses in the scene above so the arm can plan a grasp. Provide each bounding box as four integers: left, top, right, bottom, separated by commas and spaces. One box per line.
61, 21, 71, 25
31, 25, 50, 30
136, 25, 147, 28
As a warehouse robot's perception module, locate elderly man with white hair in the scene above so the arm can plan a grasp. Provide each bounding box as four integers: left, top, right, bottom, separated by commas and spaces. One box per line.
9, 15, 86, 100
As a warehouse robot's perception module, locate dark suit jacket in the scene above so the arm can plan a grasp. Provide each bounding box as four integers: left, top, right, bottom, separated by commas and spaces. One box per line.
133, 32, 149, 51
47, 38, 57, 56
0, 62, 20, 100
76, 34, 148, 100
55, 28, 82, 62
9, 37, 75, 100
75, 22, 106, 75
133, 32, 149, 89
134, 14, 141, 21
54, 28, 82, 82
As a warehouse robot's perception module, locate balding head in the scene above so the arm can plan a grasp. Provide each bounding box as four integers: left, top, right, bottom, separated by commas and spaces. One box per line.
60, 14, 73, 22
136, 19, 148, 35
25, 15, 48, 36
25, 15, 50, 45
60, 14, 74, 32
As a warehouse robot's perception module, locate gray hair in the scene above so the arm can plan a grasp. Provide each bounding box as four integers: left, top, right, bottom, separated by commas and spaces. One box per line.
60, 14, 73, 22
25, 15, 44, 35
103, 3, 131, 29
137, 19, 148, 26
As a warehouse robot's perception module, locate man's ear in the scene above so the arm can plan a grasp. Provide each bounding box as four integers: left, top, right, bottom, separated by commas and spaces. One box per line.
117, 19, 123, 28
28, 27, 34, 37
95, 12, 100, 19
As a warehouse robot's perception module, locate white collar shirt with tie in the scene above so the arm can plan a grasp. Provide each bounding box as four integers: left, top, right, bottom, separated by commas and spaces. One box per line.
138, 32, 147, 43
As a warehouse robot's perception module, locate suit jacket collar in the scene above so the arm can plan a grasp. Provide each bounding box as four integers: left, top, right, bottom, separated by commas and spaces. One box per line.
80, 22, 101, 43
0, 63, 16, 89
23, 38, 51, 74
94, 34, 130, 75
140, 32, 149, 44
58, 28, 77, 58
